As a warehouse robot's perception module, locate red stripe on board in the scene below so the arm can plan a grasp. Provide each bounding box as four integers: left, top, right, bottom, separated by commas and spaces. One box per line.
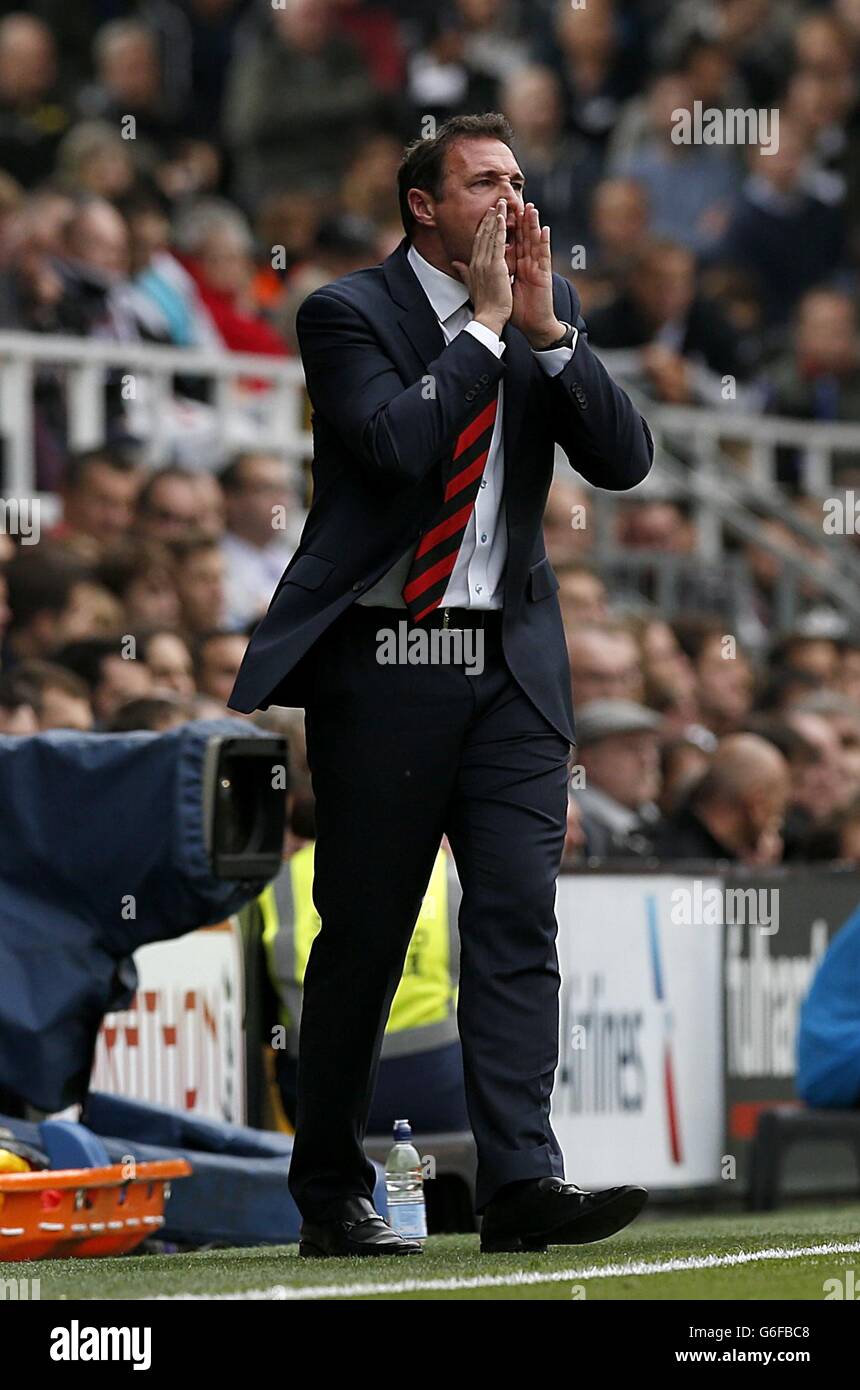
663, 1044, 684, 1164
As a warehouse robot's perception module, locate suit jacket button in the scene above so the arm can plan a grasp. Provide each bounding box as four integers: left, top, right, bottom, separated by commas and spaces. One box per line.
480, 373, 489, 384
352, 581, 364, 591
465, 390, 475, 401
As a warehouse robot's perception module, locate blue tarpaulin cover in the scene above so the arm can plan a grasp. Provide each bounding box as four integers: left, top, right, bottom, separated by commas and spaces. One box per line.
0, 720, 270, 1111
797, 902, 860, 1107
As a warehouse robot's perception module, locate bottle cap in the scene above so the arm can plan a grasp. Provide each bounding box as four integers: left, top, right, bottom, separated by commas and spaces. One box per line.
393, 1118, 412, 1142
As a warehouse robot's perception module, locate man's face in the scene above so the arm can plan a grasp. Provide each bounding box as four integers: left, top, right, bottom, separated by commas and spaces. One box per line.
696, 638, 753, 724
178, 550, 226, 631
198, 634, 249, 703
415, 138, 526, 277
569, 632, 641, 705
66, 462, 138, 543
226, 457, 291, 546
39, 686, 93, 732
147, 632, 195, 698
95, 655, 154, 722
581, 731, 661, 809
139, 478, 199, 540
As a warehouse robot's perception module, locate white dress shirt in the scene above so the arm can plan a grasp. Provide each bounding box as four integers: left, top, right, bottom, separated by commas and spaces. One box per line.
357, 244, 577, 610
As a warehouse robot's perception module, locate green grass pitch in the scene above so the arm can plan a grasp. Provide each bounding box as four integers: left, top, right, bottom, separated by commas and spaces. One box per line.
3, 1202, 860, 1300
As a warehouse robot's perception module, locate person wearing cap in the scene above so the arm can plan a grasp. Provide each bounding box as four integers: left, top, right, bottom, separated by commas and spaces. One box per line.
571, 699, 663, 859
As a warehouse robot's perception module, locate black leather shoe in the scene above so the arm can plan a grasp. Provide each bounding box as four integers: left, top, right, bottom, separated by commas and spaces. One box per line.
480, 1177, 648, 1254
299, 1196, 424, 1258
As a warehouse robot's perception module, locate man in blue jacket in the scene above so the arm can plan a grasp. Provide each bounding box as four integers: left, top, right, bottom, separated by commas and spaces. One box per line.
229, 113, 653, 1256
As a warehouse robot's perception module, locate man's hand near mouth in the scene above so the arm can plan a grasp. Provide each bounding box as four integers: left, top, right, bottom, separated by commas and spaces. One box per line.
509, 201, 568, 350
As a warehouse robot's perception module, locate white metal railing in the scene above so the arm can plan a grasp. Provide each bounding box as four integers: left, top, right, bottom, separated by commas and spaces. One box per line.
0, 332, 309, 495
2, 329, 860, 508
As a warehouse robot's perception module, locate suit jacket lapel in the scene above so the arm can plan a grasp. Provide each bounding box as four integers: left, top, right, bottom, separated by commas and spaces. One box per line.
382, 240, 445, 373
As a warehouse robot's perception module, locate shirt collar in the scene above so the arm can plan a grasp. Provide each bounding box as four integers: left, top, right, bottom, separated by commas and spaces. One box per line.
407, 243, 471, 324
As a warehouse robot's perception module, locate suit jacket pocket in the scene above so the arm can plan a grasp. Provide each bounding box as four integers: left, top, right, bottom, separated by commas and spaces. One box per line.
281, 552, 337, 591
528, 556, 560, 602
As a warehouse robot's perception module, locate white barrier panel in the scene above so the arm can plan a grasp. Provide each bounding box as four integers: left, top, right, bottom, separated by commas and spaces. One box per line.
553, 876, 724, 1189
90, 922, 245, 1124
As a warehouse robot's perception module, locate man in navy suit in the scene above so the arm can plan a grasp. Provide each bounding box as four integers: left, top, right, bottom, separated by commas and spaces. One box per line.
229, 113, 653, 1257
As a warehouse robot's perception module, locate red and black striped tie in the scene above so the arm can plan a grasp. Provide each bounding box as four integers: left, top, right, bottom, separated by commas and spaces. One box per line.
402, 394, 499, 622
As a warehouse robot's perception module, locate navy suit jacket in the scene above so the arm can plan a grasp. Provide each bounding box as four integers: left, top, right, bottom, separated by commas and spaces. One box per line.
227, 238, 654, 742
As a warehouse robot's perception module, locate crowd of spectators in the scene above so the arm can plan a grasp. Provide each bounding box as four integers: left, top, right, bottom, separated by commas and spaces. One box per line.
1, 0, 859, 448
2, 0, 860, 870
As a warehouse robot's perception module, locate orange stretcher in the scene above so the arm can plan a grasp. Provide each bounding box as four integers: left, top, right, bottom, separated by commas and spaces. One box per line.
0, 1159, 191, 1261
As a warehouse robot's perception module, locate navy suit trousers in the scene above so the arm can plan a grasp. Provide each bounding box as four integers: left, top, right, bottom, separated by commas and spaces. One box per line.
284, 604, 571, 1216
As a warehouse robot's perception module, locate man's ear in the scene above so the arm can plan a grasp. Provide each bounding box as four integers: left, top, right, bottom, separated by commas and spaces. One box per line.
407, 187, 436, 231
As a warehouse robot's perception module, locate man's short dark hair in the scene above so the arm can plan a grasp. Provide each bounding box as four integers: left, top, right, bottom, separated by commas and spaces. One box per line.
397, 113, 515, 241
64, 447, 138, 493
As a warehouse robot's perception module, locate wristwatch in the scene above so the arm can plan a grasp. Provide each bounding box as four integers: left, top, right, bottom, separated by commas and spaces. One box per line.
540, 321, 577, 350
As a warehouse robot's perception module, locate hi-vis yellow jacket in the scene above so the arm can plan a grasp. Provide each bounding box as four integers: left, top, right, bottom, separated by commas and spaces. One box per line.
261, 843, 461, 1059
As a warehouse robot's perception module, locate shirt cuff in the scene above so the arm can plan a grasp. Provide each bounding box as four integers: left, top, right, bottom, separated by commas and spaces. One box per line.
464, 320, 506, 358
533, 327, 579, 377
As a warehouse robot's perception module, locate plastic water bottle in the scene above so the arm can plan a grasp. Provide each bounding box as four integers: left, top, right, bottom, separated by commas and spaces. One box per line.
384, 1119, 427, 1240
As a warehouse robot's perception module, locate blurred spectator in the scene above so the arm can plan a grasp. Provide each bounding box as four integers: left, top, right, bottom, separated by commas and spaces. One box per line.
500, 64, 602, 255
658, 729, 717, 816
3, 551, 89, 664
0, 13, 70, 188
124, 192, 221, 350
802, 796, 860, 862
98, 539, 182, 631
714, 117, 846, 328
572, 698, 663, 858
219, 450, 299, 628
557, 563, 609, 627
676, 619, 755, 734
630, 615, 700, 726
55, 121, 137, 202
12, 657, 93, 731
654, 0, 798, 108
175, 200, 289, 359
543, 477, 592, 562
275, 213, 381, 350
223, 0, 378, 209
538, 0, 640, 152
763, 288, 860, 427
171, 533, 227, 635
587, 239, 748, 403
579, 177, 650, 310
51, 447, 141, 559
137, 630, 196, 700
753, 715, 845, 857
53, 196, 170, 347
51, 636, 154, 726
652, 732, 790, 864
340, 133, 403, 231
195, 628, 249, 703
135, 468, 202, 544
0, 668, 38, 734
567, 623, 643, 705
76, 19, 179, 156
798, 690, 860, 804
609, 71, 737, 254
190, 471, 226, 540
106, 693, 195, 733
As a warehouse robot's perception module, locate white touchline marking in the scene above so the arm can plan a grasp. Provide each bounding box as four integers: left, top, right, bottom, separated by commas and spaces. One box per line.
143, 1239, 860, 1300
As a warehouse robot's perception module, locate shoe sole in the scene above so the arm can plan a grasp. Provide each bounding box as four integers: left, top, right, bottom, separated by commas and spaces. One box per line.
299, 1239, 424, 1258
480, 1186, 648, 1254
